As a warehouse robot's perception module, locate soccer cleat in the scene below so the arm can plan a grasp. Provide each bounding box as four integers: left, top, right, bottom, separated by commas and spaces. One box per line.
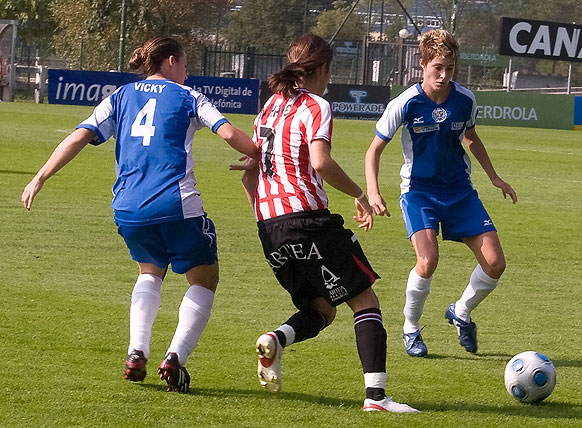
256, 332, 282, 392
445, 303, 478, 353
403, 328, 428, 357
124, 349, 147, 382
158, 352, 190, 393
363, 397, 421, 413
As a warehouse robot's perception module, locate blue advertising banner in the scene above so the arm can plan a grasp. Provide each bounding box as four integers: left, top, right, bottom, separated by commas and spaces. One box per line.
48, 69, 259, 114
575, 96, 582, 131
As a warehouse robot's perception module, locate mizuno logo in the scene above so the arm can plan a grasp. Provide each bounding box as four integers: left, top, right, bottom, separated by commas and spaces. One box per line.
483, 219, 493, 226
413, 116, 424, 124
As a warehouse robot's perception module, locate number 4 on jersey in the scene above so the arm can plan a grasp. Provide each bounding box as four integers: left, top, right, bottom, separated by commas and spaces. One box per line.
131, 98, 157, 146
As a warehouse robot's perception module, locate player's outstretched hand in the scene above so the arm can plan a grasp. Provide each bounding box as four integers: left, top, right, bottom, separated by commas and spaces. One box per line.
354, 196, 374, 231
229, 155, 258, 171
368, 192, 390, 217
491, 176, 517, 204
21, 178, 43, 211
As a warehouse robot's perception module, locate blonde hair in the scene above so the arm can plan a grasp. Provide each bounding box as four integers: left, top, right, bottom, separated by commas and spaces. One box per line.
418, 30, 459, 65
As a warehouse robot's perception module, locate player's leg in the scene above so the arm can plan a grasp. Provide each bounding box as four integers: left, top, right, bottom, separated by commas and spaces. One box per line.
117, 223, 170, 382
159, 263, 218, 393
272, 298, 334, 349
402, 228, 438, 357
442, 192, 501, 353
157, 216, 218, 392
257, 297, 333, 392
347, 288, 419, 413
458, 230, 505, 317
399, 191, 441, 357
124, 263, 166, 381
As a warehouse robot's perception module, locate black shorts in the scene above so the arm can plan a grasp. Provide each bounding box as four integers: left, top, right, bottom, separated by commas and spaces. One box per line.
257, 209, 379, 309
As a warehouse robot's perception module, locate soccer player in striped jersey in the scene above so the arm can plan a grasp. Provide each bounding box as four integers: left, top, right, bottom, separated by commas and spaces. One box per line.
365, 30, 517, 358
233, 34, 418, 413
21, 37, 258, 393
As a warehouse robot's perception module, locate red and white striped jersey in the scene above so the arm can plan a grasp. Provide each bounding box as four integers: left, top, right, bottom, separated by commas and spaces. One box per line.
252, 89, 333, 221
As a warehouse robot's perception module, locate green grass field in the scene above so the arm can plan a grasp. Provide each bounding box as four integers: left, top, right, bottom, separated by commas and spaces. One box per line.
1, 101, 581, 427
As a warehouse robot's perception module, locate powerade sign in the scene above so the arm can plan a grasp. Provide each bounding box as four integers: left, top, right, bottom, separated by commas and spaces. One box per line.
259, 82, 390, 120
48, 69, 259, 114
499, 17, 582, 63
325, 84, 390, 120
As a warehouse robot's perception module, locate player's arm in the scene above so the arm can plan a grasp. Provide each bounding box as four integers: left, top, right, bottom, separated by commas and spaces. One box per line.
464, 127, 517, 203
309, 139, 373, 231
364, 135, 390, 216
21, 128, 96, 210
216, 122, 259, 160
228, 155, 259, 209
241, 163, 259, 208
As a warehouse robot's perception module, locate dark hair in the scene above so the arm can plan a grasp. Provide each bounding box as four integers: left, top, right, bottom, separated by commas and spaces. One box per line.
268, 34, 334, 99
129, 36, 185, 76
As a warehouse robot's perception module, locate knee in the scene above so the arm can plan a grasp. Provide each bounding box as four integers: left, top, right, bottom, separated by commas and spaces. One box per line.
415, 255, 438, 278
320, 306, 336, 326
483, 256, 506, 280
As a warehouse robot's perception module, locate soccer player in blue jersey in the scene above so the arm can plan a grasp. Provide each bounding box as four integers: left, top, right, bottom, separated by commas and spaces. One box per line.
21, 36, 258, 392
365, 30, 517, 357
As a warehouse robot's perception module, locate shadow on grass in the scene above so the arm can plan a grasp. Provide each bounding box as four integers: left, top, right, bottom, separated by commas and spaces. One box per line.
196, 387, 363, 408
553, 359, 582, 368
0, 169, 36, 175
429, 353, 582, 368
136, 382, 362, 407
132, 383, 580, 418
424, 352, 515, 361
415, 400, 581, 419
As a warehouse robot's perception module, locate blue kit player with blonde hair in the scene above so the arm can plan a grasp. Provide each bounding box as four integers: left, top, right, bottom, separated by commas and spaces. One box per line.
365, 29, 517, 357
22, 36, 258, 392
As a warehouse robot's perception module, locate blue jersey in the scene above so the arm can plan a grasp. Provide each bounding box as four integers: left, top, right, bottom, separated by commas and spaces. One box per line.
78, 79, 228, 226
376, 81, 477, 194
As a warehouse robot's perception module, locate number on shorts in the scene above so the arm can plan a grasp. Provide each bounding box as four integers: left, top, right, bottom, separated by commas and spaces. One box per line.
131, 98, 157, 146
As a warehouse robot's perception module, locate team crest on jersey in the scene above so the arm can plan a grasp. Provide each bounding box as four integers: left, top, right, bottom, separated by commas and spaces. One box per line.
432, 108, 448, 123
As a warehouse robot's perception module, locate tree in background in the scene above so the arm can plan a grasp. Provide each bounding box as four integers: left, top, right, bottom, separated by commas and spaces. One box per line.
312, 0, 366, 41
50, 0, 232, 71
224, 0, 312, 51
0, 0, 56, 53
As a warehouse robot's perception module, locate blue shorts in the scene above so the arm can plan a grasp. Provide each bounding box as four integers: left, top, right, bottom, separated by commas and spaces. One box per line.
399, 189, 496, 241
117, 215, 217, 274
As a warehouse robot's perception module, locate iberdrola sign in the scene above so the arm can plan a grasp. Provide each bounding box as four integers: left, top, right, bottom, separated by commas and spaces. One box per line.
474, 91, 575, 130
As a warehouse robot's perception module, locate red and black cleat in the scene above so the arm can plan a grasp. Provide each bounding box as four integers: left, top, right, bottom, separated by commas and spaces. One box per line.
158, 352, 190, 393
124, 349, 147, 382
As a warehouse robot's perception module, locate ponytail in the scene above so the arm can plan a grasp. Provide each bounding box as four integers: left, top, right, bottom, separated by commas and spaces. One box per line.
268, 62, 306, 99
268, 34, 333, 99
128, 37, 185, 76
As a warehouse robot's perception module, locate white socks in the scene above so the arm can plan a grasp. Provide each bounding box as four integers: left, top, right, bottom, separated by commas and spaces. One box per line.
128, 274, 163, 358
167, 285, 215, 365
403, 268, 432, 334
455, 264, 498, 322
275, 324, 296, 347
364, 372, 387, 389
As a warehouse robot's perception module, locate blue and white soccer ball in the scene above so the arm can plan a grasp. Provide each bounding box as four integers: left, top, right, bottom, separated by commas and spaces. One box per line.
504, 351, 556, 404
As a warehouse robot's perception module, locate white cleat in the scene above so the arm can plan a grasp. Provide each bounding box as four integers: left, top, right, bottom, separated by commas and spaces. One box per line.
256, 332, 282, 392
363, 397, 420, 413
